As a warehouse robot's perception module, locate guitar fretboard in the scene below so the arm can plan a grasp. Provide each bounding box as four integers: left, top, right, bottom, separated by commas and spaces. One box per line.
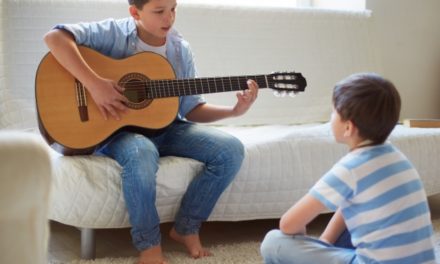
142, 75, 269, 99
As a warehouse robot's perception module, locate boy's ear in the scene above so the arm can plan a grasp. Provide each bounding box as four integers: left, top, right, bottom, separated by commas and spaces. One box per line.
343, 120, 357, 138
129, 5, 140, 20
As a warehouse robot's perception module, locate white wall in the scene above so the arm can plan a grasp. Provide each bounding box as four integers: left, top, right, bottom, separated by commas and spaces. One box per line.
176, 5, 381, 125
367, 0, 440, 120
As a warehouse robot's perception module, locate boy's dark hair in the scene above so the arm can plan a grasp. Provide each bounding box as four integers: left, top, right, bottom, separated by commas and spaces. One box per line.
332, 72, 401, 145
128, 0, 149, 9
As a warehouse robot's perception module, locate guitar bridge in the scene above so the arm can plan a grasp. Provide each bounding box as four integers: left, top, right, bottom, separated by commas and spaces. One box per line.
75, 79, 89, 122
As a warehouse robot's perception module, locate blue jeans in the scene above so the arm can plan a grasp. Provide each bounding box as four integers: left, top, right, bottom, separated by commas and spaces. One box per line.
97, 121, 244, 251
260, 229, 357, 264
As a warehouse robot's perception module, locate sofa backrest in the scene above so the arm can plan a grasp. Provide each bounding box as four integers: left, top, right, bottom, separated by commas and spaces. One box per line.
0, 0, 381, 129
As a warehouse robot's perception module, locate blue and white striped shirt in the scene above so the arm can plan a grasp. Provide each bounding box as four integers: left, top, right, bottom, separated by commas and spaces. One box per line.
310, 143, 436, 264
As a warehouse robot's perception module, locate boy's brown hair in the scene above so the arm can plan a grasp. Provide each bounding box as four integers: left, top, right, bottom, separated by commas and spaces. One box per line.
128, 0, 149, 9
332, 72, 401, 145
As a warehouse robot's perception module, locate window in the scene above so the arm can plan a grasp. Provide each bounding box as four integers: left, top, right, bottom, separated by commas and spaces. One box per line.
307, 0, 365, 11
180, 0, 366, 10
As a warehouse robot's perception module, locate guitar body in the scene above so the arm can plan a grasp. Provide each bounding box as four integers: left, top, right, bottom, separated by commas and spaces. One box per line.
35, 46, 179, 155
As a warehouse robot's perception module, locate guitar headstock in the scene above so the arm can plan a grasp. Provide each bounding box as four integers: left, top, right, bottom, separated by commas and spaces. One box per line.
267, 72, 307, 97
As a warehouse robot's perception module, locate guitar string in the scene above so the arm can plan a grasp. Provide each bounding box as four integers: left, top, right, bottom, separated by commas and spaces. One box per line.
117, 76, 270, 86
114, 76, 274, 94
112, 81, 298, 94
115, 74, 298, 85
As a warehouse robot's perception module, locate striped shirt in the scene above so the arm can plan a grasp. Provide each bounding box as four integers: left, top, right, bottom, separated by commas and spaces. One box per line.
310, 143, 436, 264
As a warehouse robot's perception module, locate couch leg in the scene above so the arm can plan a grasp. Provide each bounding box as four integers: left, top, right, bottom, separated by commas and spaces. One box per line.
80, 228, 96, 260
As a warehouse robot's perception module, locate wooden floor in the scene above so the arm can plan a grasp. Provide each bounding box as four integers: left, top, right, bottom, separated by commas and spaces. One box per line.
48, 195, 440, 263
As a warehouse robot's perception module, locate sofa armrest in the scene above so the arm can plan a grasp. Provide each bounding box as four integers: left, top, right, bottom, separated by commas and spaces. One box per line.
0, 131, 51, 264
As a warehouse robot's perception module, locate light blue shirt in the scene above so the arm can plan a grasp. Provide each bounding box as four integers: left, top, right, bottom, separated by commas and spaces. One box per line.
55, 17, 206, 119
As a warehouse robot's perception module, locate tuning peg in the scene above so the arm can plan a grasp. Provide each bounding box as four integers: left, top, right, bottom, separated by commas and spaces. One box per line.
273, 90, 281, 97
288, 91, 296, 98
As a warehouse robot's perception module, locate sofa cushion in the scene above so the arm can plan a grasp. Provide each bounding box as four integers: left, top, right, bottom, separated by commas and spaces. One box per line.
47, 124, 440, 228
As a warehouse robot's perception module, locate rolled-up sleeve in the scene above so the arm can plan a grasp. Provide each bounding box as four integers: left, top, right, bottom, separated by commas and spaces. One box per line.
179, 96, 206, 118
177, 40, 206, 118
53, 19, 126, 57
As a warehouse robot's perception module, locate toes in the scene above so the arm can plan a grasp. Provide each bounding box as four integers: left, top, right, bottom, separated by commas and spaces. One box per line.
191, 249, 211, 259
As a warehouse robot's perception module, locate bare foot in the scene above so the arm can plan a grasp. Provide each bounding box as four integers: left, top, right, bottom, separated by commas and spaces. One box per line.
138, 245, 168, 264
169, 227, 212, 258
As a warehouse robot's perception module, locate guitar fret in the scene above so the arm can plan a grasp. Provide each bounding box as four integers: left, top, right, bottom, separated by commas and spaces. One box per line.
199, 78, 204, 94
215, 78, 222, 92
187, 79, 192, 96
208, 78, 213, 93
162, 80, 166, 97
239, 76, 245, 90
166, 80, 169, 97
213, 78, 217, 93
156, 80, 161, 98
187, 79, 191, 95
228, 77, 233, 92
210, 78, 214, 93
234, 77, 240, 91
200, 79, 209, 94
193, 80, 199, 94
153, 81, 158, 98
160, 80, 167, 97
168, 80, 173, 97
153, 80, 158, 98
176, 80, 179, 97
204, 78, 209, 94
164, 80, 168, 97
182, 79, 186, 96
186, 80, 190, 95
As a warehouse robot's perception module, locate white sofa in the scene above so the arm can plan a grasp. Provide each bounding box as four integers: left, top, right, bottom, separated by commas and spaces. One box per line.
1, 0, 440, 260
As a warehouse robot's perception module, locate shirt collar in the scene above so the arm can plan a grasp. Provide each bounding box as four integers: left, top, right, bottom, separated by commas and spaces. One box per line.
127, 17, 137, 36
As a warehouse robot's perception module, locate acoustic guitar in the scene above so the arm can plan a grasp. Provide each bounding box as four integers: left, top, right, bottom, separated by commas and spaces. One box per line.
35, 46, 307, 155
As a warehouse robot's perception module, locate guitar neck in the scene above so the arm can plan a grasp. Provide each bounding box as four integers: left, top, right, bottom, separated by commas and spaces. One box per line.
145, 75, 269, 98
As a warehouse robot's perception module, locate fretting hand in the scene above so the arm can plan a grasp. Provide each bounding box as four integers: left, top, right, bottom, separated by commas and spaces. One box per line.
232, 79, 259, 117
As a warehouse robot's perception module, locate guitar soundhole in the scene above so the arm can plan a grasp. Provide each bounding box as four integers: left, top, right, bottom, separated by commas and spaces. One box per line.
119, 73, 152, 109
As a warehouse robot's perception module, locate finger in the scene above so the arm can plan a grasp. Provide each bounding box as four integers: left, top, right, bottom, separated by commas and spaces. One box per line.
249, 80, 259, 89
113, 101, 128, 112
98, 106, 108, 121
113, 83, 125, 93
241, 87, 254, 102
114, 87, 129, 103
247, 80, 258, 99
105, 105, 120, 120
236, 92, 248, 103
247, 80, 258, 91
246, 79, 255, 88
252, 82, 259, 96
